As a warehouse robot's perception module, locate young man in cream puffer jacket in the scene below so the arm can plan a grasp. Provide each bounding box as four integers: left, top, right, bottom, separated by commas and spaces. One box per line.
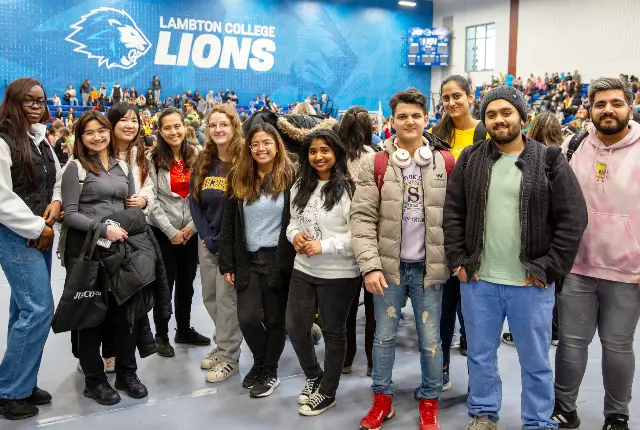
351, 88, 450, 430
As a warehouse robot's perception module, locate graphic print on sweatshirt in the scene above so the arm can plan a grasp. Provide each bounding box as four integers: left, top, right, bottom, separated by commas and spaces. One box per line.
402, 165, 424, 224
295, 196, 323, 240
202, 175, 227, 192
595, 161, 608, 182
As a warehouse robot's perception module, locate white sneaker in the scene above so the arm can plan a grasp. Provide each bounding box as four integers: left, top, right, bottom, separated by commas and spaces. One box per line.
200, 348, 220, 370
103, 357, 115, 373
206, 361, 239, 383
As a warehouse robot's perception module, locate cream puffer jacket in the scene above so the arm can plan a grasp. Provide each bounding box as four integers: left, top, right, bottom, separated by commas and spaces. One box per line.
350, 136, 449, 286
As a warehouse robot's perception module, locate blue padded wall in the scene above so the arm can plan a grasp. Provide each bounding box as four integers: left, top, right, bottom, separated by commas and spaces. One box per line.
0, 0, 433, 115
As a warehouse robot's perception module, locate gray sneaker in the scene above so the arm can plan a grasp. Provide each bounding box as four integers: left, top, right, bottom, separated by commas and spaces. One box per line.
466, 417, 498, 430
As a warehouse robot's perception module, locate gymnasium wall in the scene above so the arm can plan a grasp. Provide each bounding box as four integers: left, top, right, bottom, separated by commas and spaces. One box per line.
0, 0, 433, 116
517, 0, 640, 81
431, 0, 511, 97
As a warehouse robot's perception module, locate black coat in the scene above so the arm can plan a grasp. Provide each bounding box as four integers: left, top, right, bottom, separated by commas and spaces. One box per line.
218, 189, 295, 290
95, 208, 171, 326
443, 137, 588, 285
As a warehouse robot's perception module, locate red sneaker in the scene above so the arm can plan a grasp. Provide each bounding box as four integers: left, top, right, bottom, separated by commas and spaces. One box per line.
419, 399, 440, 430
359, 393, 395, 430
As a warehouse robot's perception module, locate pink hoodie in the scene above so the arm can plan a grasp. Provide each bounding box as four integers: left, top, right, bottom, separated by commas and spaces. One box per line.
562, 121, 640, 284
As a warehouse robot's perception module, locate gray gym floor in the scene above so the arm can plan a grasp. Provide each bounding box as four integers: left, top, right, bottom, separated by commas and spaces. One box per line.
0, 244, 638, 430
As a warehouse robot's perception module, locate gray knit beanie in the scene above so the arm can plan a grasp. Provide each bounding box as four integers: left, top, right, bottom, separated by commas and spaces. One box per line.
480, 86, 529, 125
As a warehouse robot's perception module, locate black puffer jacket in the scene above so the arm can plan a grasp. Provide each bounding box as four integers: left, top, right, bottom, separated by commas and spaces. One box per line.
95, 208, 171, 326
218, 189, 295, 290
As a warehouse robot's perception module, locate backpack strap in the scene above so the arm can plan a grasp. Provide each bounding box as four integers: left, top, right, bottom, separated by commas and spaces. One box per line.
60, 158, 87, 192
436, 149, 455, 179
566, 130, 588, 162
473, 122, 488, 143
545, 146, 562, 183
373, 151, 390, 195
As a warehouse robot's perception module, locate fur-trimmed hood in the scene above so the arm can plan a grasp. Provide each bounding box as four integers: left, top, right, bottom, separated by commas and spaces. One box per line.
277, 116, 338, 142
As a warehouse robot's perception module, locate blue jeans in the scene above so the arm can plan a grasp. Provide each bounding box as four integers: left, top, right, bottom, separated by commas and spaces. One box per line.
0, 226, 54, 399
461, 279, 557, 429
371, 262, 443, 399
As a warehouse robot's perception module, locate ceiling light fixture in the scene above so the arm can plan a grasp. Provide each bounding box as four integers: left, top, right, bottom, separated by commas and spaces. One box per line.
398, 1, 417, 6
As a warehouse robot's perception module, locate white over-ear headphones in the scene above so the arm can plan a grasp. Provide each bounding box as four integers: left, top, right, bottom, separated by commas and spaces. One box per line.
391, 144, 433, 169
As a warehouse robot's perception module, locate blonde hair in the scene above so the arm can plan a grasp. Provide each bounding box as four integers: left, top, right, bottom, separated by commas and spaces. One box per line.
185, 126, 196, 143
191, 104, 244, 201
527, 111, 563, 147
292, 102, 316, 115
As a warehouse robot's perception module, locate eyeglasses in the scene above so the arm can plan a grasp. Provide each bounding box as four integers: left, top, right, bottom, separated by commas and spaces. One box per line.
209, 122, 231, 130
23, 98, 47, 107
249, 140, 275, 152
83, 128, 110, 138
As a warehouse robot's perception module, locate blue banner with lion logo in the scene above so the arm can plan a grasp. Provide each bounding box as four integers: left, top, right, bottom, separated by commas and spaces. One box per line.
0, 0, 433, 114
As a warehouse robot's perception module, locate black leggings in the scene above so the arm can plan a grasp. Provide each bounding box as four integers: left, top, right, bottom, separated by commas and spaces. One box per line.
344, 285, 375, 369
151, 226, 198, 336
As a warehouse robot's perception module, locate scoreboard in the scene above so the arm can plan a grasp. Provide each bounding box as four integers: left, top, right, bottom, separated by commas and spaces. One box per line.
408, 27, 450, 67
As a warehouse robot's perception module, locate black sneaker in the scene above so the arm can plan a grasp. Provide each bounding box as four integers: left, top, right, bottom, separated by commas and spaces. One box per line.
155, 335, 175, 357
26, 387, 52, 406
443, 367, 452, 392
298, 392, 336, 416
242, 363, 263, 389
115, 373, 148, 399
552, 407, 581, 429
83, 382, 121, 406
502, 332, 515, 347
0, 399, 38, 420
175, 328, 211, 346
298, 375, 322, 405
460, 336, 468, 356
603, 414, 629, 430
250, 370, 280, 398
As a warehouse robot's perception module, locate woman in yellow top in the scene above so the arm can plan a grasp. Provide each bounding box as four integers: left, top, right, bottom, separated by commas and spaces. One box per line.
431, 75, 487, 160
430, 74, 488, 392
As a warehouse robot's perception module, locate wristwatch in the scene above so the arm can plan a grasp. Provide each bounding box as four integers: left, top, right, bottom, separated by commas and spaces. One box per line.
452, 266, 462, 276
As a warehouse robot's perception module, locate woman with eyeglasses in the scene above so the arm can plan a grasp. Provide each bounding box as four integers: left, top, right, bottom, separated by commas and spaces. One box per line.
189, 104, 244, 384
148, 107, 209, 358
219, 123, 296, 398
61, 110, 144, 406
0, 78, 61, 420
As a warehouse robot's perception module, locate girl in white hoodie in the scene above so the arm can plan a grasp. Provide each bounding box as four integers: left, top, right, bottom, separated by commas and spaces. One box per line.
285, 129, 361, 417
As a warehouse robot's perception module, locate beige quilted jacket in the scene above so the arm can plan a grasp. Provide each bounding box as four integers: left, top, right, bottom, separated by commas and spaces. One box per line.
350, 136, 449, 286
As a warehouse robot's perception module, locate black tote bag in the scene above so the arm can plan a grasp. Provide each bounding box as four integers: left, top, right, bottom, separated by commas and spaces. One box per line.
52, 223, 108, 334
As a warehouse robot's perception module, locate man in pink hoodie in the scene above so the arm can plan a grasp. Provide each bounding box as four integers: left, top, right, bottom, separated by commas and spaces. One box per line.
553, 77, 640, 430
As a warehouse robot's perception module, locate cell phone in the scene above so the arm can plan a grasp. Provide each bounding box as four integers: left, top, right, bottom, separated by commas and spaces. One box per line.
98, 219, 121, 249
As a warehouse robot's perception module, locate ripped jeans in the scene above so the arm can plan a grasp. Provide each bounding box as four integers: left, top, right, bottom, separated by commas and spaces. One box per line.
371, 261, 443, 399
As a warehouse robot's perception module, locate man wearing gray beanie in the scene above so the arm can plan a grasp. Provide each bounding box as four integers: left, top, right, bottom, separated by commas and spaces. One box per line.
443, 85, 588, 429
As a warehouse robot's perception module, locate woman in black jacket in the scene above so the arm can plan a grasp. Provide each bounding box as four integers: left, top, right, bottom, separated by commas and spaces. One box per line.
219, 123, 295, 398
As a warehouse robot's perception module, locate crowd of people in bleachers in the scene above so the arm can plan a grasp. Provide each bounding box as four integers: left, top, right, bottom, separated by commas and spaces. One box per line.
0, 71, 639, 430
53, 76, 330, 121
